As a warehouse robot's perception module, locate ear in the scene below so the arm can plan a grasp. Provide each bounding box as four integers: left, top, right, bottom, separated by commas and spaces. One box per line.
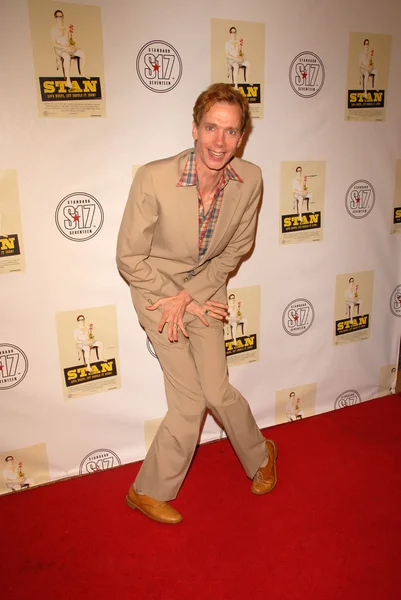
192, 121, 198, 142
237, 131, 245, 149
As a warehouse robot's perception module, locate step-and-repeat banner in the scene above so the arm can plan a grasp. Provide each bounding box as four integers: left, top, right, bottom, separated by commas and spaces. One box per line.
1, 0, 400, 494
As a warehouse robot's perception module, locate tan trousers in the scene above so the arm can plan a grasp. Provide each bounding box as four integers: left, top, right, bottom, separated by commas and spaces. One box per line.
135, 313, 267, 501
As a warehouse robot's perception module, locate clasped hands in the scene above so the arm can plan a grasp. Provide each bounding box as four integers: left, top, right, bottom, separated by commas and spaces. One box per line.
146, 289, 228, 342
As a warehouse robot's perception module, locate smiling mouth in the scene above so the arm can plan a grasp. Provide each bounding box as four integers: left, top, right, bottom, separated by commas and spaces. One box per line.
209, 150, 225, 157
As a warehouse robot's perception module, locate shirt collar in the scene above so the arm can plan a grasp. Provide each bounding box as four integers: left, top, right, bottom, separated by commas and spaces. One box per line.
176, 150, 243, 187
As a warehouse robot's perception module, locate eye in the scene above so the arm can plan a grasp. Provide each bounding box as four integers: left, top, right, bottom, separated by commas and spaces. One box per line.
205, 125, 214, 131
227, 129, 238, 136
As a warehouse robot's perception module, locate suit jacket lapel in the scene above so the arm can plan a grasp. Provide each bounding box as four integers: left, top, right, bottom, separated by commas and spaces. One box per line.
174, 150, 199, 263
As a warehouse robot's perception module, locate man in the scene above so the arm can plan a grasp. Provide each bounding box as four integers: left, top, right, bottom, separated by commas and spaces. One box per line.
117, 83, 277, 525
226, 292, 248, 345
388, 367, 397, 393
286, 392, 303, 422
2, 455, 33, 492
292, 166, 312, 221
51, 9, 89, 89
73, 315, 103, 373
359, 38, 377, 98
345, 277, 360, 321
225, 27, 251, 89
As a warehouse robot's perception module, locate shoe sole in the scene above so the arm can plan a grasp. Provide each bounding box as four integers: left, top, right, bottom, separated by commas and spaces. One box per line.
125, 495, 183, 524
251, 439, 278, 495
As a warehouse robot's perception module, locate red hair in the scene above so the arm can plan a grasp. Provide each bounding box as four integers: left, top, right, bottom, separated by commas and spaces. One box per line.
193, 83, 251, 133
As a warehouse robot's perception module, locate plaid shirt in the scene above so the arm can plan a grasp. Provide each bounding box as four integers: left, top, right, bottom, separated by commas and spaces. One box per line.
177, 151, 243, 259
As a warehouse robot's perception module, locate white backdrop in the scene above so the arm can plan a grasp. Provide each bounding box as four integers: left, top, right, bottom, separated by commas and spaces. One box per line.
0, 0, 400, 494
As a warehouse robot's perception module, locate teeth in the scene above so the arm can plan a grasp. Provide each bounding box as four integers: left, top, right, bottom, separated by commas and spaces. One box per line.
210, 151, 224, 157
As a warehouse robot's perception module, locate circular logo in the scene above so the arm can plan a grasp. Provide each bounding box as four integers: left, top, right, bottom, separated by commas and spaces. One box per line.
282, 298, 315, 336
345, 180, 375, 219
289, 51, 325, 98
136, 40, 183, 93
79, 449, 121, 475
390, 285, 401, 317
146, 337, 158, 359
334, 390, 362, 410
0, 344, 28, 390
55, 192, 104, 242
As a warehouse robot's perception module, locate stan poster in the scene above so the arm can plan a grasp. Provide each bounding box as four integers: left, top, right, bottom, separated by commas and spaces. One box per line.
345, 32, 392, 122
377, 364, 397, 397
56, 305, 120, 400
279, 161, 326, 245
28, 0, 106, 118
275, 383, 316, 425
211, 19, 265, 119
224, 285, 260, 367
391, 159, 401, 234
1, 443, 50, 495
0, 170, 25, 274
333, 271, 374, 345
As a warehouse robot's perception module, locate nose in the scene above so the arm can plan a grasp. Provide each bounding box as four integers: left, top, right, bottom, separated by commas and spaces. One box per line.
214, 129, 224, 147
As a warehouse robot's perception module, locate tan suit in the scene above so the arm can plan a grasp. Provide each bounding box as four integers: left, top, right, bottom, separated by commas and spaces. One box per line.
117, 148, 266, 501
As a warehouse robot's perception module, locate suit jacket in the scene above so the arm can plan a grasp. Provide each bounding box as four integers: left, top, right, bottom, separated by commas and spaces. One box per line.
116, 148, 262, 323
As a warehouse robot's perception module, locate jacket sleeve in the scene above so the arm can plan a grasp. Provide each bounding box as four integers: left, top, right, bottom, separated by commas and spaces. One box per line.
116, 165, 180, 299
183, 169, 262, 306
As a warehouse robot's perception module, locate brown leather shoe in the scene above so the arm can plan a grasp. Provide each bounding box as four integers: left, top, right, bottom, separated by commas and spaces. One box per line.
251, 439, 278, 495
125, 486, 183, 524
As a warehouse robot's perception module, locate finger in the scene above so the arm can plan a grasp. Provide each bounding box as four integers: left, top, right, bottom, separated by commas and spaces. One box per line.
168, 321, 177, 343
166, 314, 178, 342
168, 321, 187, 342
146, 300, 161, 311
159, 302, 175, 332
194, 307, 210, 326
178, 321, 189, 338
210, 307, 229, 317
205, 300, 228, 309
207, 311, 225, 321
204, 306, 228, 315
202, 307, 228, 319
205, 300, 228, 308
158, 317, 167, 333
205, 311, 226, 320
196, 313, 209, 326
158, 310, 169, 333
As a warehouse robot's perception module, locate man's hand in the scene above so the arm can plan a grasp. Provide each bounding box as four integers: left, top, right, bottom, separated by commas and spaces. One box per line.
146, 290, 193, 342
186, 299, 229, 326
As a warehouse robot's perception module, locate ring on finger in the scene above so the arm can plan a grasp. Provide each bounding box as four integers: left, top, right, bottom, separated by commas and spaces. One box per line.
204, 309, 209, 315
173, 323, 178, 328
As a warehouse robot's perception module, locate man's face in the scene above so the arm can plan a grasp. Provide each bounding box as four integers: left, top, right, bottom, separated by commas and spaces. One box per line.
192, 102, 244, 174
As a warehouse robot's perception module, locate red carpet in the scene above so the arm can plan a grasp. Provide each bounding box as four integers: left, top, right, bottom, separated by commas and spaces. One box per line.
1, 395, 400, 600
